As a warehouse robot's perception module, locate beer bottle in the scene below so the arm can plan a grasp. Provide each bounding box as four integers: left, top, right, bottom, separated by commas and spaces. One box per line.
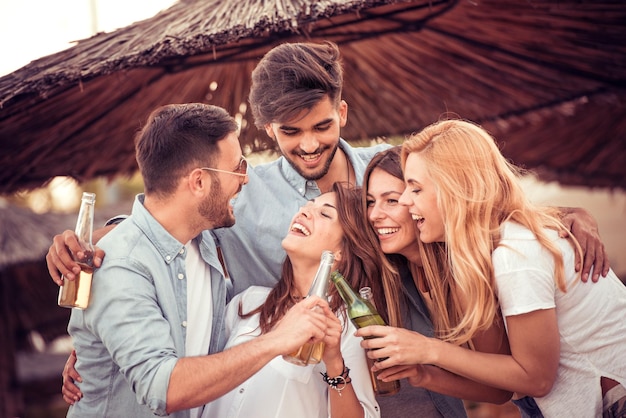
331, 271, 401, 396
58, 192, 96, 309
283, 250, 335, 366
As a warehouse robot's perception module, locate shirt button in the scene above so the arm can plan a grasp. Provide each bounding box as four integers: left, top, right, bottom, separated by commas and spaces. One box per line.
178, 273, 184, 280
165, 256, 171, 261
179, 248, 185, 254
182, 321, 187, 328
239, 388, 245, 394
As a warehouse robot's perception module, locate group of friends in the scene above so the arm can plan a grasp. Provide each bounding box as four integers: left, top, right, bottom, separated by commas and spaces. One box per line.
46, 41, 626, 418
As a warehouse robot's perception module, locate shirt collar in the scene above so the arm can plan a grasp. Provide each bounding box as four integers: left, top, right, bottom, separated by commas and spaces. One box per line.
131, 194, 188, 264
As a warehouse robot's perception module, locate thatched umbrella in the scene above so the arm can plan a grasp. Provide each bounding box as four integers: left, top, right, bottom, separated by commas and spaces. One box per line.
0, 0, 625, 194
0, 205, 74, 269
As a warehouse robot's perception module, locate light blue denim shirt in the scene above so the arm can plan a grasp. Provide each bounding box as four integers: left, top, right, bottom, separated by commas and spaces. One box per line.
212, 139, 390, 297
67, 194, 227, 418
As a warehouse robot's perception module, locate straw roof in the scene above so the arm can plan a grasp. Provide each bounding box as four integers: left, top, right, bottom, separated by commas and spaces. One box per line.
0, 202, 125, 269
0, 0, 625, 194
0, 204, 74, 269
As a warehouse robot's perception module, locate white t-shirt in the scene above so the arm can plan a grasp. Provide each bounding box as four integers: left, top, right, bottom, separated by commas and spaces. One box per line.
202, 286, 380, 418
493, 221, 626, 417
185, 240, 213, 418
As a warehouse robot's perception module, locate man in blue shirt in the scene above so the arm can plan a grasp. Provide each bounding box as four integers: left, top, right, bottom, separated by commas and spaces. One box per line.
212, 42, 389, 296
212, 40, 469, 418
63, 103, 331, 417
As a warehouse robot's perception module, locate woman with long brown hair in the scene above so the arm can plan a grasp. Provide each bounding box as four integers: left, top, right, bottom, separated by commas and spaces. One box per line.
362, 146, 511, 417
202, 182, 402, 418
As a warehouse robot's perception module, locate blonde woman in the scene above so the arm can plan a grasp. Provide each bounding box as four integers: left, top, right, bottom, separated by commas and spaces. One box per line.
358, 120, 626, 417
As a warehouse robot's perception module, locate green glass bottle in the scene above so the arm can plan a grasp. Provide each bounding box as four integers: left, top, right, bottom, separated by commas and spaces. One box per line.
331, 271, 400, 396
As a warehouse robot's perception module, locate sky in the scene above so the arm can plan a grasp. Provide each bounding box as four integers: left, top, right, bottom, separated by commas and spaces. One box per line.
1, 0, 625, 275
0, 0, 176, 76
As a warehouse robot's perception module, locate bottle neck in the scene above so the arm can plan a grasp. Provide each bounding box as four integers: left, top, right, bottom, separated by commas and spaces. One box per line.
75, 202, 95, 246
333, 274, 359, 306
332, 272, 386, 328
307, 251, 335, 298
74, 194, 96, 266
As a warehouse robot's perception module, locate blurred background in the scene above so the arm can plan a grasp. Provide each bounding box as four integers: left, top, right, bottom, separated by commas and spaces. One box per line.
0, 1, 624, 417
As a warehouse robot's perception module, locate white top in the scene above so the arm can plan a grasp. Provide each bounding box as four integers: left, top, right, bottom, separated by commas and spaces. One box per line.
185, 240, 213, 418
493, 221, 626, 418
201, 286, 380, 418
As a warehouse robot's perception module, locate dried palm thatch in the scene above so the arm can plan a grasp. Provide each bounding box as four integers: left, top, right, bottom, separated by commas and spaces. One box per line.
0, 0, 625, 194
0, 204, 75, 269
0, 202, 126, 269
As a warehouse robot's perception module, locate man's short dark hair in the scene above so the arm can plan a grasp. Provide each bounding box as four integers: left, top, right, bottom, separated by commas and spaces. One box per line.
249, 41, 344, 129
135, 103, 238, 195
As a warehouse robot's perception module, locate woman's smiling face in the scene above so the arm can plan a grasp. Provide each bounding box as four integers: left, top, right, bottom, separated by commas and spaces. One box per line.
282, 192, 343, 261
366, 168, 421, 263
399, 152, 445, 244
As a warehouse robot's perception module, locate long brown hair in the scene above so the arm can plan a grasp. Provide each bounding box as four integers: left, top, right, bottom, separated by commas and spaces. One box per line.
362, 147, 450, 325
246, 182, 402, 333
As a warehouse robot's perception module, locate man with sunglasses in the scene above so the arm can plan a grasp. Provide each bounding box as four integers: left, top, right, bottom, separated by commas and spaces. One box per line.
57, 103, 331, 418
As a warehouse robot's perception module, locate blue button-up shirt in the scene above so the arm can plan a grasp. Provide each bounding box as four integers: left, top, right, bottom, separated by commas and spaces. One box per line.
213, 139, 390, 297
67, 195, 227, 418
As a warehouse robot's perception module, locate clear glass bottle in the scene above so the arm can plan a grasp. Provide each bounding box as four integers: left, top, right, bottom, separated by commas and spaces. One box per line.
283, 250, 335, 366
58, 192, 96, 309
332, 272, 401, 396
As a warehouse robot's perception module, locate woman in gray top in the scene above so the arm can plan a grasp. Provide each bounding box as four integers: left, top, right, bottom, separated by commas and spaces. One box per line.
363, 146, 512, 417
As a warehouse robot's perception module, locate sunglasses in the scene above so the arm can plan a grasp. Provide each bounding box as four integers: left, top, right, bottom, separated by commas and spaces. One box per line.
200, 156, 248, 178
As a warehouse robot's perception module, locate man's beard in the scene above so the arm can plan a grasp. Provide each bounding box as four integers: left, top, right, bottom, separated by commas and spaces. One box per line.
199, 178, 236, 229
284, 141, 339, 181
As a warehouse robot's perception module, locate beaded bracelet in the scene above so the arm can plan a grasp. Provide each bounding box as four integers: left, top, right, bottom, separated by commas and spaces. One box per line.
321, 362, 352, 396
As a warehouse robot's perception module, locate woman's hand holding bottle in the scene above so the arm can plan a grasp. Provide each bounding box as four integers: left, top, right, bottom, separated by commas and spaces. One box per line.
271, 296, 332, 357
355, 325, 437, 369
320, 310, 343, 371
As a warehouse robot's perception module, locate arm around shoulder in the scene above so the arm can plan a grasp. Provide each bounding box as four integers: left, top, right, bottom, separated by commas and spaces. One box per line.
558, 206, 609, 281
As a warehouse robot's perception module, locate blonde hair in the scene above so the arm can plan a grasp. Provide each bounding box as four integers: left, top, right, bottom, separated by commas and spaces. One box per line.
401, 119, 580, 345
